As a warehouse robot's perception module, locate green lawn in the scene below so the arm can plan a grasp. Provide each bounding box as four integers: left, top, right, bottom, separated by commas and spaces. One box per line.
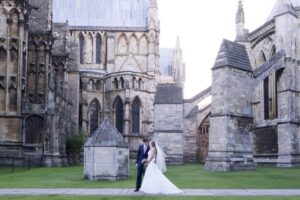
0, 196, 300, 200
0, 164, 300, 189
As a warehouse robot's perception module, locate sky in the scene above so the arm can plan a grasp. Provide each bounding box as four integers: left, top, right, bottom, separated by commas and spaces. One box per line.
157, 0, 278, 98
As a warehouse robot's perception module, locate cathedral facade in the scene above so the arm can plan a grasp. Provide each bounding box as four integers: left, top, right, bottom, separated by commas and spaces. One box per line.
0, 0, 188, 166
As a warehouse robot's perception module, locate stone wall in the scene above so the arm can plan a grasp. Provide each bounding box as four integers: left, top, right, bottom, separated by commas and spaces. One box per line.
154, 104, 183, 164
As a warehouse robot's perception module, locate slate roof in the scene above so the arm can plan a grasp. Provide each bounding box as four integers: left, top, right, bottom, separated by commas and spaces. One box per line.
154, 84, 183, 104
84, 117, 128, 148
212, 39, 252, 72
159, 48, 173, 76
53, 0, 148, 30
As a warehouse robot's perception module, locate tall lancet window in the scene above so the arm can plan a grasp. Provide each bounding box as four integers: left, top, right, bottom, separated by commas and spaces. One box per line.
132, 97, 141, 134
114, 97, 124, 133
96, 34, 102, 64
89, 99, 101, 135
264, 77, 269, 120
79, 33, 84, 64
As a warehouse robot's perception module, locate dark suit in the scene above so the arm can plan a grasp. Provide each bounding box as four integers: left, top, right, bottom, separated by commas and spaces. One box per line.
135, 144, 150, 190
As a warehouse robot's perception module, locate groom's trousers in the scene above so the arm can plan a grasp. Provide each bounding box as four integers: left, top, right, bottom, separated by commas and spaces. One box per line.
136, 164, 145, 190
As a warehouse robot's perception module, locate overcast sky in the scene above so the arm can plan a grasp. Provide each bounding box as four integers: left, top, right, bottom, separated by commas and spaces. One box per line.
157, 0, 278, 98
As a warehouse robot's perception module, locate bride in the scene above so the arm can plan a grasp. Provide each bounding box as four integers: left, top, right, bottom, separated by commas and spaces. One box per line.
140, 140, 183, 194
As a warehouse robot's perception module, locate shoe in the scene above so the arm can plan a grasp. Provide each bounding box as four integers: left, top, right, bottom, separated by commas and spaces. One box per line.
134, 189, 139, 192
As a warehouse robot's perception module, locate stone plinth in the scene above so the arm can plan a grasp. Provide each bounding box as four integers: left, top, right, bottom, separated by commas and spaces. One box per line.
84, 117, 129, 181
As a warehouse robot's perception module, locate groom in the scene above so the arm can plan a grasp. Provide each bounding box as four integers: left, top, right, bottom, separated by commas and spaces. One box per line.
134, 137, 150, 192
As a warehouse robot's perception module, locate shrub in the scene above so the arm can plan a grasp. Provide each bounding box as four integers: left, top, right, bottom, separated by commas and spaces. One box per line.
65, 129, 85, 154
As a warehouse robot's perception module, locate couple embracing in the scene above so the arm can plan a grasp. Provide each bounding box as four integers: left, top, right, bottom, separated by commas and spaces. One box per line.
135, 137, 182, 194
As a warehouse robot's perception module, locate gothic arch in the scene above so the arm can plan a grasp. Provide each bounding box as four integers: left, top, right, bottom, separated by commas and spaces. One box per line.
138, 78, 143, 90
25, 115, 44, 145
113, 77, 119, 89
96, 33, 102, 64
139, 34, 148, 54
117, 33, 128, 54
270, 45, 276, 58
113, 96, 124, 133
132, 97, 142, 134
132, 77, 136, 89
258, 51, 266, 66
120, 77, 125, 89
129, 34, 138, 54
89, 98, 101, 135
79, 33, 85, 64
197, 113, 210, 163
8, 8, 19, 18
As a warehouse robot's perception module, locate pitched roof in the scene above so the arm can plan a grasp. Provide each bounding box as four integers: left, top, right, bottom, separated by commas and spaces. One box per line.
84, 117, 128, 148
53, 0, 148, 30
154, 83, 183, 104
212, 39, 252, 72
267, 0, 300, 21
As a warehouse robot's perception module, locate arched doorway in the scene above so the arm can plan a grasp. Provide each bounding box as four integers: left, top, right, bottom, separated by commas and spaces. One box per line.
197, 114, 210, 163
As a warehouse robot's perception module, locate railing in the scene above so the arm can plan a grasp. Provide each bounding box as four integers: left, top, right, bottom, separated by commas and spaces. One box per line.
0, 155, 43, 173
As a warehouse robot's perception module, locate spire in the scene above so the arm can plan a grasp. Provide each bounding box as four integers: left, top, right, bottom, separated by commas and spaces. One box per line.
235, 0, 248, 42
236, 0, 245, 25
149, 0, 158, 8
175, 36, 181, 50
172, 36, 185, 87
148, 0, 158, 30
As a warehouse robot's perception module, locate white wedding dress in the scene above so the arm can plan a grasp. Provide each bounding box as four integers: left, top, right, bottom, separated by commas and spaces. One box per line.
140, 149, 183, 194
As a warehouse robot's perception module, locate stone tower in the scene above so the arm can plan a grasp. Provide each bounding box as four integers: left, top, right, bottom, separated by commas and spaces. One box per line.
205, 40, 256, 171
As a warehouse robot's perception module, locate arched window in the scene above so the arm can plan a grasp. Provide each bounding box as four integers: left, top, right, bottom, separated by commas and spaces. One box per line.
96, 80, 101, 91
89, 99, 101, 135
120, 77, 125, 89
114, 97, 124, 133
264, 77, 269, 120
258, 51, 266, 66
113, 78, 119, 89
96, 34, 102, 64
138, 78, 143, 90
132, 77, 136, 89
132, 97, 141, 134
270, 45, 276, 58
79, 33, 84, 64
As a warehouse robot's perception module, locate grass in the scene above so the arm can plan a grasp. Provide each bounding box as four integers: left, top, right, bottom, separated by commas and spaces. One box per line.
0, 196, 300, 200
0, 164, 300, 189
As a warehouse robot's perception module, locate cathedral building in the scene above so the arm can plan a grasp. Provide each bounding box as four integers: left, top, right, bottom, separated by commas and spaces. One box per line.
0, 0, 186, 166
206, 0, 300, 171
